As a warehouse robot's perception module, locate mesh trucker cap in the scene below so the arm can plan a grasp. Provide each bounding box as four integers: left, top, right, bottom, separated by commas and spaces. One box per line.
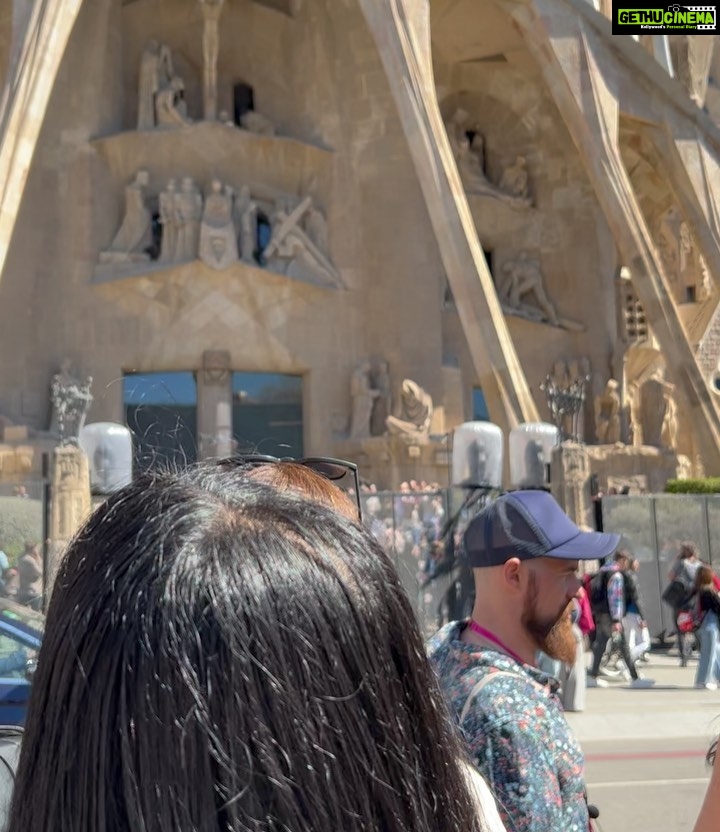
463, 490, 621, 568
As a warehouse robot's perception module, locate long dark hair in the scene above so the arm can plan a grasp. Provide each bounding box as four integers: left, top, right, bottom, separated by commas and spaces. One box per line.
10, 466, 486, 831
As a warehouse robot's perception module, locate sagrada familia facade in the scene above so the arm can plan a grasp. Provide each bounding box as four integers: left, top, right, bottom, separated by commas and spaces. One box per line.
1, 0, 719, 505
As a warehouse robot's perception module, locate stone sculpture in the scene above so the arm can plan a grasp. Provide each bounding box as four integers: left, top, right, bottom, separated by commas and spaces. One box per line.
594, 379, 621, 444
176, 177, 204, 262
656, 207, 711, 303
137, 40, 174, 129
199, 179, 238, 269
499, 253, 559, 326
264, 196, 341, 287
499, 155, 531, 202
50, 360, 93, 446
444, 109, 531, 208
199, 0, 225, 120
349, 362, 379, 440
662, 383, 679, 450
155, 76, 191, 127
637, 376, 667, 447
370, 360, 391, 437
304, 206, 329, 253
240, 110, 276, 136
235, 185, 258, 263
158, 178, 179, 262
386, 379, 433, 442
99, 170, 152, 264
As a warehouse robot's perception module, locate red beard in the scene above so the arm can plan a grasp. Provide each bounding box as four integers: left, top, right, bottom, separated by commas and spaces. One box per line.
521, 572, 577, 665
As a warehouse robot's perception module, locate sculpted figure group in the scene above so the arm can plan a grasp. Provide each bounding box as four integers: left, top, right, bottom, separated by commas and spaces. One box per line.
349, 365, 433, 444
100, 170, 339, 286
136, 33, 277, 136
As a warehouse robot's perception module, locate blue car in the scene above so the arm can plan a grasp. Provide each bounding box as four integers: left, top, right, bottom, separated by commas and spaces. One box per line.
0, 599, 43, 726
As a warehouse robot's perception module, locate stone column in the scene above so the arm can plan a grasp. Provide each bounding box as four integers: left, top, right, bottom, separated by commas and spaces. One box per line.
356, 0, 540, 438
550, 442, 592, 528
198, 350, 234, 459
47, 445, 91, 595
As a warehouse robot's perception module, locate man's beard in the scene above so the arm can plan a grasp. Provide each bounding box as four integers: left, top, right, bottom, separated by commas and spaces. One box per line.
521, 571, 577, 665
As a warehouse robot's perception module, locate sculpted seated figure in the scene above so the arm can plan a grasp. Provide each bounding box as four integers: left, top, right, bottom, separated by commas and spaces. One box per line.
386, 379, 433, 443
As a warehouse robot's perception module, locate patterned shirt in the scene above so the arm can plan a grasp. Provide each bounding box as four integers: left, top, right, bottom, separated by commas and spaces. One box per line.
428, 621, 588, 832
607, 569, 625, 622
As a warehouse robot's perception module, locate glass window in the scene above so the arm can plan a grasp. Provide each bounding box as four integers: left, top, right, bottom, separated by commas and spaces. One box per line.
472, 387, 489, 421
232, 372, 303, 457
124, 372, 197, 471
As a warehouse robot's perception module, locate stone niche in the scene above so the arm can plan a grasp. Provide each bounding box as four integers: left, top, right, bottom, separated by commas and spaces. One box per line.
551, 442, 684, 528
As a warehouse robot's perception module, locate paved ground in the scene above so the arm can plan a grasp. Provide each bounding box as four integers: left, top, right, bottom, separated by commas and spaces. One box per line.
566, 651, 718, 832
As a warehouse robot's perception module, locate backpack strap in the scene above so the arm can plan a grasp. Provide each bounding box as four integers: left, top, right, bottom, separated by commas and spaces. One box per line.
459, 671, 520, 724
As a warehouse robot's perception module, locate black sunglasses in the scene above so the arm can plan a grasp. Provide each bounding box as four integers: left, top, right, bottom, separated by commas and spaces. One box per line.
228, 454, 362, 520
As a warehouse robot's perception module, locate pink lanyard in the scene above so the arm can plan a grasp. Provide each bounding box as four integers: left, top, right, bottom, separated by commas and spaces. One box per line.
467, 620, 527, 666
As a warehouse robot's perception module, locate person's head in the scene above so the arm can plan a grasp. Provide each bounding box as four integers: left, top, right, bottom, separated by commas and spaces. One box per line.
614, 549, 632, 571
238, 460, 358, 521
696, 564, 715, 592
680, 541, 699, 561
22, 542, 38, 559
631, 558, 640, 573
11, 466, 484, 832
464, 491, 620, 665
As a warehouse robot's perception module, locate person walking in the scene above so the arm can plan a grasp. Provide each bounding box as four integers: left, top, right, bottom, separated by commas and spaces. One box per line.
428, 490, 617, 832
623, 558, 651, 663
664, 542, 702, 666
16, 543, 42, 611
694, 564, 720, 690
588, 550, 654, 688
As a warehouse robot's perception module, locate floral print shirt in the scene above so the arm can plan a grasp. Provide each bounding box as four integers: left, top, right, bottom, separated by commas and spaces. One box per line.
427, 621, 588, 832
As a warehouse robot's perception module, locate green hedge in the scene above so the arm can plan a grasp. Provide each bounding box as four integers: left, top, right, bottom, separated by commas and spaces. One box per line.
665, 478, 720, 494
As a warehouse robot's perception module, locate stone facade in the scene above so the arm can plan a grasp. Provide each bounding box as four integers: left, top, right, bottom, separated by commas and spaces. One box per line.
0, 1, 719, 491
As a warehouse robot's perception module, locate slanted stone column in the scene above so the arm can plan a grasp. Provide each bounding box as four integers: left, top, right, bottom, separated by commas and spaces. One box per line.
356, 0, 539, 438
198, 350, 234, 460
0, 0, 84, 288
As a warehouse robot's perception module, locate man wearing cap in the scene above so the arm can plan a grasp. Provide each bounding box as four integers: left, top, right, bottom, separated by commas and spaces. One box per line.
428, 490, 619, 832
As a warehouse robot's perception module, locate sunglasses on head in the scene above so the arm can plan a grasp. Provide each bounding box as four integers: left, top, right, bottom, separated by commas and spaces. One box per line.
230, 454, 362, 520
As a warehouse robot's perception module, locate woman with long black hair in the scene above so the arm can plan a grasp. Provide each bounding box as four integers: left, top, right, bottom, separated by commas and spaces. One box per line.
9, 464, 502, 831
